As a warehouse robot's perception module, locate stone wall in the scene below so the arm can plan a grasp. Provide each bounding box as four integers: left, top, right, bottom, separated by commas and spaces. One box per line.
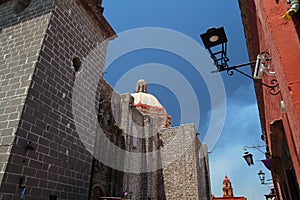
0, 1, 211, 199
92, 79, 125, 199
0, 0, 114, 199
91, 82, 211, 200
91, 82, 168, 199
0, 0, 54, 195
159, 124, 211, 200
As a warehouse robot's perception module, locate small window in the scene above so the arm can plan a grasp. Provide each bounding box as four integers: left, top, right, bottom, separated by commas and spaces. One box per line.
72, 56, 82, 72
46, 124, 50, 131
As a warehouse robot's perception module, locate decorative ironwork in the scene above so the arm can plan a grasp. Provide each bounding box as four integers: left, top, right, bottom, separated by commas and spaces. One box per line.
211, 53, 280, 96
243, 145, 266, 154
243, 145, 266, 166
200, 27, 280, 96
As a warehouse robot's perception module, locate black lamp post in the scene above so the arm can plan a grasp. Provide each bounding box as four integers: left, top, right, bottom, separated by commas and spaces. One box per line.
200, 27, 280, 95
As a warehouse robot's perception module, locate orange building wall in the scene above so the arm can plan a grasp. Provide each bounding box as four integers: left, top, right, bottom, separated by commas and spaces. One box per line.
257, 0, 300, 183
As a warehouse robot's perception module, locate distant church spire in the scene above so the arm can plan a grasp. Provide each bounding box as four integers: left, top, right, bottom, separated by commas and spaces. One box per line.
223, 176, 234, 197
135, 79, 147, 93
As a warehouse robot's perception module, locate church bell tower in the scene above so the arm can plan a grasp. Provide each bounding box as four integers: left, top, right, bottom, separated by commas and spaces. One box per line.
223, 176, 234, 197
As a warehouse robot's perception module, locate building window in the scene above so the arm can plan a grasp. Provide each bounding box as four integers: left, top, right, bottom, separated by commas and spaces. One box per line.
72, 56, 82, 72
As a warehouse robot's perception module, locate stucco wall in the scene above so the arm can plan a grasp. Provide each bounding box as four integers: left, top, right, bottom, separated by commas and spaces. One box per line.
238, 0, 300, 198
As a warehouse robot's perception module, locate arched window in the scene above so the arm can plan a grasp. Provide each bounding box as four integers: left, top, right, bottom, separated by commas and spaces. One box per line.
93, 186, 103, 200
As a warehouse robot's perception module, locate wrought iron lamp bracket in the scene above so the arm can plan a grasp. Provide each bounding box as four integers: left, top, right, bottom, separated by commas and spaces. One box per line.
212, 52, 280, 95
243, 145, 266, 154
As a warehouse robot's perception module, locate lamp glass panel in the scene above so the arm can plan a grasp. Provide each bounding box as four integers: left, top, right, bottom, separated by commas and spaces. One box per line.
209, 35, 219, 42
200, 27, 227, 49
243, 152, 254, 166
258, 170, 265, 182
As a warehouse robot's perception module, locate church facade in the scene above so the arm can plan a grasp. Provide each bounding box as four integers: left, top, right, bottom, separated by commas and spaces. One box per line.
0, 0, 211, 199
91, 79, 211, 199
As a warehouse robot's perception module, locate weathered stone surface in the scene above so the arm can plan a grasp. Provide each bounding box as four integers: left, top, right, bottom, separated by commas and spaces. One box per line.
0, 1, 211, 200
0, 0, 114, 199
91, 79, 211, 200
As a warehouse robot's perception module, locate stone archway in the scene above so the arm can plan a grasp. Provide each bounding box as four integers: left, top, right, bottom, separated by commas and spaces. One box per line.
93, 186, 105, 200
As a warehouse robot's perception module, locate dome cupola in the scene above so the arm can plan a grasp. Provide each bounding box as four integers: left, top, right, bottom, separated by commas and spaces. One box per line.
131, 79, 172, 128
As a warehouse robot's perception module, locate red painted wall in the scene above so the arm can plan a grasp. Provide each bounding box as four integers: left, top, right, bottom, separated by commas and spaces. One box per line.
247, 0, 300, 187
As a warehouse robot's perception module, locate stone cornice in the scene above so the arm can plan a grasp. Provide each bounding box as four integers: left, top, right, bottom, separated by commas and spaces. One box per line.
77, 0, 116, 40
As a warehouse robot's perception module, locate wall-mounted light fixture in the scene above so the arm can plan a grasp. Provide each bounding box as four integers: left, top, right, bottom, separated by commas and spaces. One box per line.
282, 0, 299, 20
243, 151, 254, 166
258, 170, 273, 185
264, 193, 276, 200
242, 145, 266, 166
200, 27, 280, 95
264, 188, 276, 200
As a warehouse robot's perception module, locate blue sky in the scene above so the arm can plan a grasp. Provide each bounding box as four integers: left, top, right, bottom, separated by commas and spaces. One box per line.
102, 0, 272, 199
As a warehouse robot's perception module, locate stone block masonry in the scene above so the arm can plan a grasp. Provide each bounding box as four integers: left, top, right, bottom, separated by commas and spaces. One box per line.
0, 0, 115, 199
159, 124, 211, 200
0, 0, 54, 191
0, 1, 212, 199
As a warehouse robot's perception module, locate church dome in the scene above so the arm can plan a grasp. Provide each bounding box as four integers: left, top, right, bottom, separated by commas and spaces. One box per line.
131, 79, 166, 111
131, 92, 165, 111
131, 79, 172, 128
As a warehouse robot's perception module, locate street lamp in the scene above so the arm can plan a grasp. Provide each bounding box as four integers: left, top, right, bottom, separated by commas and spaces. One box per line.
264, 188, 276, 200
200, 27, 280, 95
242, 145, 265, 166
243, 151, 254, 166
264, 194, 276, 200
258, 170, 273, 185
258, 170, 266, 184
200, 27, 228, 70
